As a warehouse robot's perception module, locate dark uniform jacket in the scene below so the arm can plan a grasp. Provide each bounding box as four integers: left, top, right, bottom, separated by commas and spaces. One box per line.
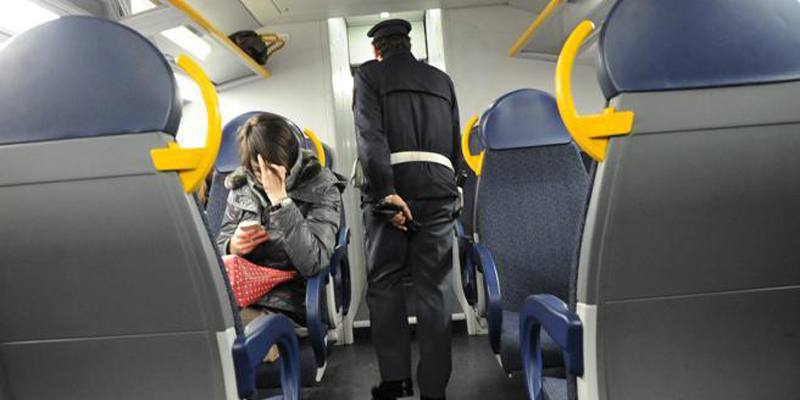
353, 48, 461, 203
216, 149, 344, 324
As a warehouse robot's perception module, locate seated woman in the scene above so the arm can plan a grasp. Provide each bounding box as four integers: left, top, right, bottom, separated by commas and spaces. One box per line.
216, 113, 343, 327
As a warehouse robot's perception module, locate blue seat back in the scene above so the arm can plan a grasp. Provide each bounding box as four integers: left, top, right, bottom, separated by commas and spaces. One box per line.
0, 16, 241, 400
476, 89, 590, 311
571, 1, 800, 398
208, 112, 264, 237
0, 17, 181, 145
598, 0, 800, 99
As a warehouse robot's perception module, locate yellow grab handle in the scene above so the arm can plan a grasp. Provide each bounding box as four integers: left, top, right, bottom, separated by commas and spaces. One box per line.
461, 114, 484, 176
555, 20, 634, 162
303, 128, 326, 167
151, 55, 222, 192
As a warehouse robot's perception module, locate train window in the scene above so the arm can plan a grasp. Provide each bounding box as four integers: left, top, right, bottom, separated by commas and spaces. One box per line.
0, 0, 58, 38
129, 0, 157, 14
175, 71, 207, 148
130, 0, 158, 14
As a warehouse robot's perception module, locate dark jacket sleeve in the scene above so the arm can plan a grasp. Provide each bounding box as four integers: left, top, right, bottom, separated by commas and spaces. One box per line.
353, 65, 395, 199
449, 78, 462, 175
267, 185, 341, 278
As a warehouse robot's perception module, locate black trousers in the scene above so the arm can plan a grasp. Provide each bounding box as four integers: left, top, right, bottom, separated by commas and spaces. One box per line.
363, 198, 456, 398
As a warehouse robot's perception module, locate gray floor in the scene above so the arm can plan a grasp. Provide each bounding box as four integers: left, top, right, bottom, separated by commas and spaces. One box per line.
301, 329, 529, 400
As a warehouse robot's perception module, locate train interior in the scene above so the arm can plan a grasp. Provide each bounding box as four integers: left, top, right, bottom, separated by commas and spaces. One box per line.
1, 0, 799, 399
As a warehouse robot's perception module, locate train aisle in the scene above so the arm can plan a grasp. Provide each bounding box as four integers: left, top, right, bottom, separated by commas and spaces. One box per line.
301, 327, 528, 400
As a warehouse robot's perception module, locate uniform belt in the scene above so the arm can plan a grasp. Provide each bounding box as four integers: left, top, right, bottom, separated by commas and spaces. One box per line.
389, 151, 454, 171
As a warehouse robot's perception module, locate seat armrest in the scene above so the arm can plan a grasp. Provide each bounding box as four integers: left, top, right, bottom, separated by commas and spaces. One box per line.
232, 314, 301, 400
329, 226, 350, 278
305, 267, 330, 368
329, 244, 349, 318
333, 225, 352, 316
454, 220, 466, 241
471, 243, 503, 354
337, 224, 350, 249
520, 294, 583, 400
456, 225, 478, 307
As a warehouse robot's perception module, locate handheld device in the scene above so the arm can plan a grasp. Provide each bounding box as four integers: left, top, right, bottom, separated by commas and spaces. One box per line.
239, 220, 265, 231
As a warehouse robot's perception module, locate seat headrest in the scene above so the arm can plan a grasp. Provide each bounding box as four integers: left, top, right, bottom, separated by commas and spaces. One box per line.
480, 89, 571, 151
302, 137, 315, 151
216, 111, 305, 173
468, 125, 484, 155
598, 0, 800, 99
321, 142, 334, 169
217, 112, 262, 173
0, 16, 181, 145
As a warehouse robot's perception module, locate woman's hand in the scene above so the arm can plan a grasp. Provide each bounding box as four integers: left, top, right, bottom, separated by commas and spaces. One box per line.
258, 154, 289, 205
229, 222, 269, 255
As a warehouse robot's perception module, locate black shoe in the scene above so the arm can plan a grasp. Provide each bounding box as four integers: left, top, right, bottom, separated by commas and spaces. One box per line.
421, 397, 445, 400
370, 379, 414, 399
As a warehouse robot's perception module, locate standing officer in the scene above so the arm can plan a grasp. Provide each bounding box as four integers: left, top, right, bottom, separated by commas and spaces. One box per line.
353, 19, 461, 400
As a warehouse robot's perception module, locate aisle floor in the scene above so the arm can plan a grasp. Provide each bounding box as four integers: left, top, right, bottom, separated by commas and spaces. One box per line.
301, 330, 528, 400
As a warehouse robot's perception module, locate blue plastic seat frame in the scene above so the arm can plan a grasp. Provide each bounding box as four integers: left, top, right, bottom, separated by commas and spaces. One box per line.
233, 314, 302, 400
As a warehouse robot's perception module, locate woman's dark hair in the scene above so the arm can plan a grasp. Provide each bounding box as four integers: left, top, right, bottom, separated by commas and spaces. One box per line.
373, 34, 411, 54
238, 114, 300, 173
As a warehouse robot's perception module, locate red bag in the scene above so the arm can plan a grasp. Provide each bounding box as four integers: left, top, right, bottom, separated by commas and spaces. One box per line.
223, 255, 297, 308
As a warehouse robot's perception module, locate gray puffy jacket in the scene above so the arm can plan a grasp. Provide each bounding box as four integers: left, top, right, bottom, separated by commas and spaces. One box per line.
216, 149, 343, 323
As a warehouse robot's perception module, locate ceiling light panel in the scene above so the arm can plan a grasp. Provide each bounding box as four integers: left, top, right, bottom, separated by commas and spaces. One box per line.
161, 26, 211, 60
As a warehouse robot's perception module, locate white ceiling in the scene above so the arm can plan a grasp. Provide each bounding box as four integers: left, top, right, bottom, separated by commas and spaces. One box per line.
346, 10, 425, 27
239, 0, 511, 26
180, 0, 261, 32
508, 0, 556, 13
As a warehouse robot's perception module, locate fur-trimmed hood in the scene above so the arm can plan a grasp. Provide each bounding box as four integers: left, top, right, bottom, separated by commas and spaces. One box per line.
224, 148, 345, 207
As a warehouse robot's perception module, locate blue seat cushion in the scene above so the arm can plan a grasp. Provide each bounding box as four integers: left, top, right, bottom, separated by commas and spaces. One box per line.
500, 310, 562, 373
543, 377, 568, 400
477, 144, 590, 311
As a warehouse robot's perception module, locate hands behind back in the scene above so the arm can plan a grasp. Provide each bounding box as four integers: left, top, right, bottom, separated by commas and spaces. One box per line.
383, 194, 413, 232
229, 221, 269, 256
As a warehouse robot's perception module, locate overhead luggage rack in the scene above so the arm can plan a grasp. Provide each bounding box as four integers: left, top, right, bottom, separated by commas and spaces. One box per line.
122, 0, 271, 86
508, 0, 614, 65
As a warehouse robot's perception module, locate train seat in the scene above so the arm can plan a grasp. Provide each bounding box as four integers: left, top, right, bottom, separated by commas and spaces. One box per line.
522, 1, 800, 399
456, 120, 484, 308
0, 16, 300, 400
208, 111, 266, 238
301, 128, 353, 319
322, 142, 334, 170
467, 89, 592, 375
209, 112, 351, 386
